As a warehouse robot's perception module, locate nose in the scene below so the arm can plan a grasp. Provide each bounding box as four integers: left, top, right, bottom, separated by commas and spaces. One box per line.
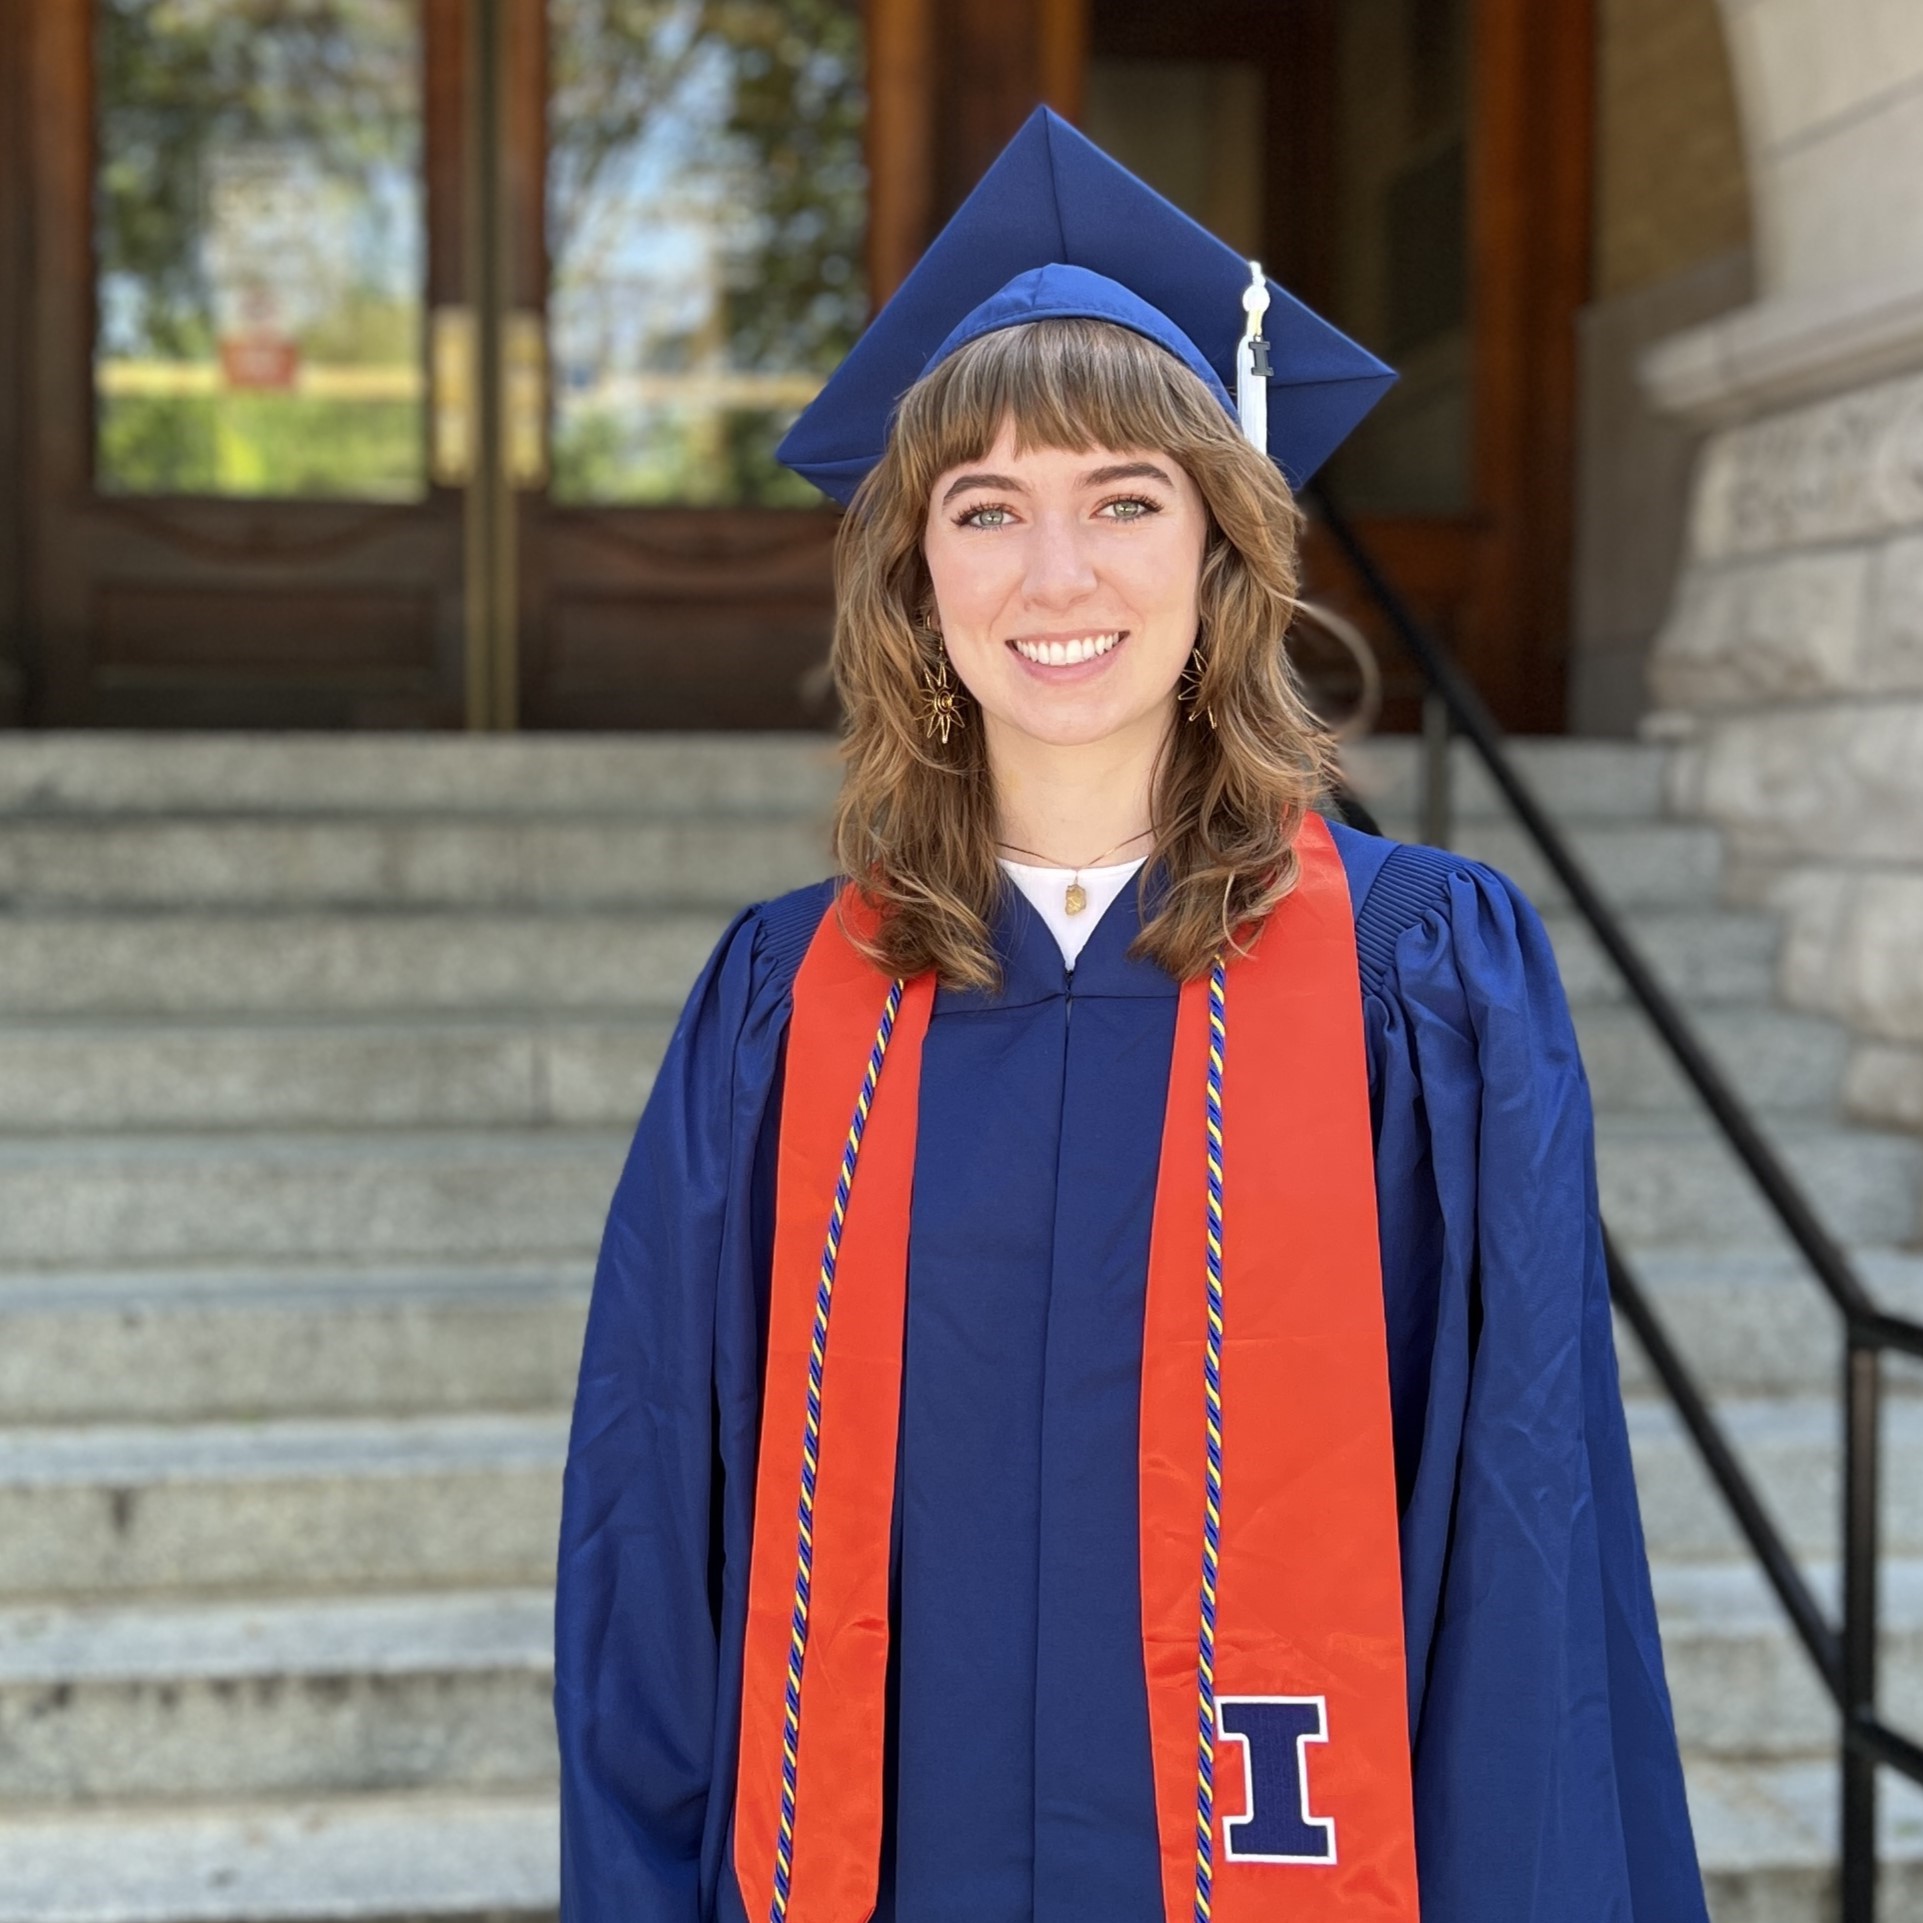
1020, 509, 1099, 610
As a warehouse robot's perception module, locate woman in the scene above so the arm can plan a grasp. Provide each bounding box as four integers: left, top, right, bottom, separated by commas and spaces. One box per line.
556, 111, 1707, 1923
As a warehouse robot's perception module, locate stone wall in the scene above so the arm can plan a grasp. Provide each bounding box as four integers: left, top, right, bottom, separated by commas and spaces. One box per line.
1570, 0, 1751, 735
1594, 0, 1751, 301
1643, 0, 1923, 1137
1572, 251, 1752, 735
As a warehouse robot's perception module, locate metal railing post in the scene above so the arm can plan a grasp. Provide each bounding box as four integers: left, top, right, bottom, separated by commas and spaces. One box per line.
1843, 1335, 1883, 1922
1420, 690, 1453, 849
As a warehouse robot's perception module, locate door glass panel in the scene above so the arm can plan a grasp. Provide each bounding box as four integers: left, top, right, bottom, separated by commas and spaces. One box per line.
547, 0, 866, 508
93, 0, 427, 501
1321, 0, 1470, 515
1086, 0, 1471, 518
1083, 60, 1266, 262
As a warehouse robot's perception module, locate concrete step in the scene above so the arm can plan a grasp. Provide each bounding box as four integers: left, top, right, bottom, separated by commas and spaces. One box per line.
0, 1015, 673, 1133
4, 1566, 1904, 1819
0, 816, 829, 910
1655, 1558, 1923, 1760
0, 1263, 590, 1423
0, 1590, 554, 1803
1369, 817, 1724, 910
0, 1767, 1912, 1923
0, 732, 840, 819
10, 1114, 1897, 1274
0, 1415, 564, 1599
6, 733, 1652, 825
0, 1246, 1911, 1431
0, 1790, 556, 1923
1594, 1117, 1923, 1249
1541, 907, 1781, 1008
1341, 737, 1671, 824
1686, 1755, 1923, 1921
0, 1131, 626, 1267
0, 912, 731, 1017
1613, 1249, 1923, 1401
0, 903, 1782, 1020
1625, 1396, 1923, 1564
2, 1391, 1913, 1603
1575, 1003, 1849, 1118
0, 812, 1723, 915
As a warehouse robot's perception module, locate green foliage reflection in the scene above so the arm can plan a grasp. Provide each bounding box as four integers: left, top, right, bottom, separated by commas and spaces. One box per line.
94, 0, 425, 499
548, 0, 866, 507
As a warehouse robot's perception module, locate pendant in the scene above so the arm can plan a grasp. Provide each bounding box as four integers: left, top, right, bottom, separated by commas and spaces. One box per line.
1064, 881, 1088, 915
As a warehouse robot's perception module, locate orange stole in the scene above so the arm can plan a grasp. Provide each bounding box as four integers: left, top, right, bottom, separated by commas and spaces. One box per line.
1139, 814, 1417, 1920
734, 888, 934, 1923
734, 817, 1418, 1923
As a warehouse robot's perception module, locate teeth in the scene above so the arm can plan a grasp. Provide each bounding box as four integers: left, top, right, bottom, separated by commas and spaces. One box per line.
1013, 631, 1121, 665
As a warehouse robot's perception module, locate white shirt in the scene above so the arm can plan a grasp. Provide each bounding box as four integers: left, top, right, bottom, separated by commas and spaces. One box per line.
996, 854, 1149, 972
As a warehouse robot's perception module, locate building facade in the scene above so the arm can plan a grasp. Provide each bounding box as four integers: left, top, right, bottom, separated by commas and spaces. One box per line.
0, 0, 1587, 734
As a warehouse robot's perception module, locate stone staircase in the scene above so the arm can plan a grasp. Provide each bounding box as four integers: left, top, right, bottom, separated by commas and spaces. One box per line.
0, 732, 1918, 1922
1352, 738, 1923, 1920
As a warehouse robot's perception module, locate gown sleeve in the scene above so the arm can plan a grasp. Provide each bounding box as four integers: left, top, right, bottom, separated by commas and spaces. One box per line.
553, 899, 800, 1922
1354, 840, 1710, 1922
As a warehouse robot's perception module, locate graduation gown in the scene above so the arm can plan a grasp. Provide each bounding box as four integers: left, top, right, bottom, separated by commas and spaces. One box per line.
553, 820, 1709, 1922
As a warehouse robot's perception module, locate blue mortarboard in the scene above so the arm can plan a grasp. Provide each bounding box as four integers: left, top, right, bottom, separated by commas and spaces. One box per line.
777, 106, 1396, 505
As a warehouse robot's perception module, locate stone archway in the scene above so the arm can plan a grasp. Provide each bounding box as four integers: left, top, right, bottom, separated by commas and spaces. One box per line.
1645, 0, 1923, 1139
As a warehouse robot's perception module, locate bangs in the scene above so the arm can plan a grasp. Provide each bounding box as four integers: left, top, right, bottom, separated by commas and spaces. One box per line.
889, 318, 1231, 490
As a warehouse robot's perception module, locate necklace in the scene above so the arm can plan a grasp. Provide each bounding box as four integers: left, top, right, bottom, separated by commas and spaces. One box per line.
995, 825, 1155, 915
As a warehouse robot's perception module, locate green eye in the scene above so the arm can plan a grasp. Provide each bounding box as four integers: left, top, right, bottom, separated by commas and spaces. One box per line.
960, 504, 1010, 529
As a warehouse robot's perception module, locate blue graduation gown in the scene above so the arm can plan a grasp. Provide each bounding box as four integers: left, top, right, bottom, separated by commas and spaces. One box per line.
554, 822, 1709, 1922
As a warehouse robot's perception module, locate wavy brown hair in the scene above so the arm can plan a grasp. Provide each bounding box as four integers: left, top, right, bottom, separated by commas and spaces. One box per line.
829, 316, 1336, 991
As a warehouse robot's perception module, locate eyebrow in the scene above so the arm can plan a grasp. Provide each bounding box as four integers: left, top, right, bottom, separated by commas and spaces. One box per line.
940, 471, 1026, 506
1080, 460, 1175, 489
939, 459, 1175, 507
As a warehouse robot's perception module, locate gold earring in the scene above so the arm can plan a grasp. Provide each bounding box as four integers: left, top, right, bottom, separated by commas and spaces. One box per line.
1179, 642, 1217, 730
920, 633, 965, 745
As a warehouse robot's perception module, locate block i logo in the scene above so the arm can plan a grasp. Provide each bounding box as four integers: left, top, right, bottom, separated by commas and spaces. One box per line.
1215, 1695, 1337, 1865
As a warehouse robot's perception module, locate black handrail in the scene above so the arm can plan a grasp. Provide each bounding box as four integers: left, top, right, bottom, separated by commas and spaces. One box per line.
1308, 482, 1923, 1923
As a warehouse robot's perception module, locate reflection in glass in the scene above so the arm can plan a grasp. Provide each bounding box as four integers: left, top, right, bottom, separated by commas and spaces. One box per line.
547, 0, 866, 508
94, 0, 425, 501
1083, 60, 1266, 263
1321, 0, 1471, 516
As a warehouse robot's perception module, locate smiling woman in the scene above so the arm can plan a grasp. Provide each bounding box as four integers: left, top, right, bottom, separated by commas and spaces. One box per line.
555, 109, 1710, 1923
830, 311, 1337, 991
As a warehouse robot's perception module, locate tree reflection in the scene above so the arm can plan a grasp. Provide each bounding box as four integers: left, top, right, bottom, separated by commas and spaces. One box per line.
94, 0, 423, 498
548, 0, 866, 507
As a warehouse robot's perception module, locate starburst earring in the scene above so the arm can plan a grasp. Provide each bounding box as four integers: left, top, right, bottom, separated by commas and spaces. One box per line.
920, 633, 965, 746
1179, 641, 1216, 729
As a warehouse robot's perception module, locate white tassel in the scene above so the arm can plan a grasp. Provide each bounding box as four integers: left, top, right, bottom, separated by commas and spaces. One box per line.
1237, 260, 1272, 453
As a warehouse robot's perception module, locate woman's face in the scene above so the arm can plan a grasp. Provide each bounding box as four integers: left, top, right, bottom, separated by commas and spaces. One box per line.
922, 421, 1209, 755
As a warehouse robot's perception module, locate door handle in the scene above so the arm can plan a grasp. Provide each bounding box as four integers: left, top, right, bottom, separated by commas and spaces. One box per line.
430, 305, 545, 491
431, 306, 477, 488
504, 311, 548, 490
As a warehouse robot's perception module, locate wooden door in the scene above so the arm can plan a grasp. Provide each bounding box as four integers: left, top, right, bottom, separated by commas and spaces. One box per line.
487, 0, 1085, 730
0, 0, 1080, 732
1086, 0, 1593, 733
11, 0, 477, 727
2, 0, 1587, 734
496, 0, 860, 729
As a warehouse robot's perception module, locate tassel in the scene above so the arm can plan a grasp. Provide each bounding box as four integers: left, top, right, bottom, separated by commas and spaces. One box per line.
1236, 259, 1272, 454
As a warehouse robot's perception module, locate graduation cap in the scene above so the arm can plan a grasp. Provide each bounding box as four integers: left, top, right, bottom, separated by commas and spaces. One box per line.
777, 105, 1396, 505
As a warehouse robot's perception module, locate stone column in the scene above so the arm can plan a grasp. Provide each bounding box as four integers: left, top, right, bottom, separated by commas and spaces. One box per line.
1643, 0, 1923, 1135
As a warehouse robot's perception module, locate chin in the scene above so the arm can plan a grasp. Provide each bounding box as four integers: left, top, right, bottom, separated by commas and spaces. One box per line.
996, 698, 1156, 751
